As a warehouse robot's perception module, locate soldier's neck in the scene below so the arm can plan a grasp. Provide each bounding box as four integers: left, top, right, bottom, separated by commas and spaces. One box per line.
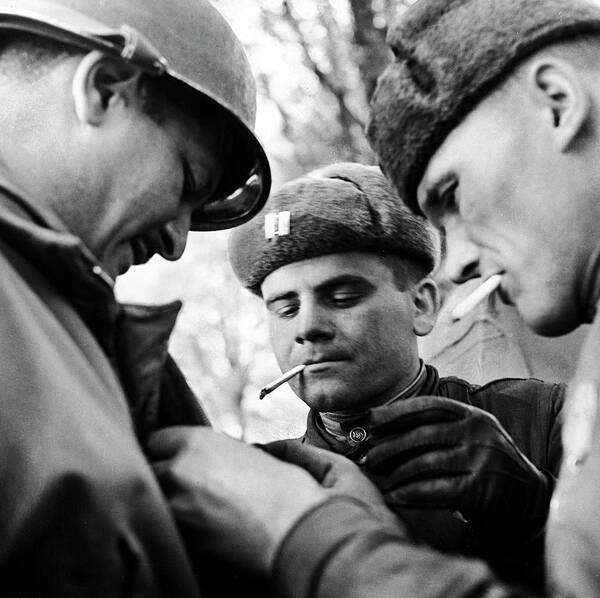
320, 360, 427, 440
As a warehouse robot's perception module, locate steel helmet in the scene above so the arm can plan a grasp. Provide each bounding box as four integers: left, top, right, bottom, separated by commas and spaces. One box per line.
0, 0, 271, 230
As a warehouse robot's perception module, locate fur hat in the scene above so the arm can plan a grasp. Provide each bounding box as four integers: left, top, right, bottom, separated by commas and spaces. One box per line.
228, 162, 437, 295
366, 0, 600, 214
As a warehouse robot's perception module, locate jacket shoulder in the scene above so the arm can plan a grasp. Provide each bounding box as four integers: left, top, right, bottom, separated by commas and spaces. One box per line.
439, 375, 564, 410
440, 375, 564, 472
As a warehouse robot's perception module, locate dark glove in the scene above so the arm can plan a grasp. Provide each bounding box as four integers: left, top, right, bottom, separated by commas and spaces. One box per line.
365, 396, 553, 547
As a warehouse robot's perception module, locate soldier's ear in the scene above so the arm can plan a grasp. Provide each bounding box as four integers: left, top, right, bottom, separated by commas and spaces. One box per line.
412, 277, 440, 337
71, 50, 144, 125
526, 57, 591, 152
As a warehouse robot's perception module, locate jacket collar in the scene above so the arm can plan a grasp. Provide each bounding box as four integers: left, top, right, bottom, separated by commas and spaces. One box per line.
303, 363, 440, 461
0, 179, 182, 424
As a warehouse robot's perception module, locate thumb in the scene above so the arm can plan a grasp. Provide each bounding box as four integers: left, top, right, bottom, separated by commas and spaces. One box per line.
260, 440, 344, 484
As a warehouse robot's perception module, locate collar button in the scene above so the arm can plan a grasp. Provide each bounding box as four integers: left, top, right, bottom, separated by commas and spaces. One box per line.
348, 426, 367, 443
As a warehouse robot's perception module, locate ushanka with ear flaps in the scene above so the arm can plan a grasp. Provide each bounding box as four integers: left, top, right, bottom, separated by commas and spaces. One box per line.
367, 0, 600, 215
228, 162, 437, 296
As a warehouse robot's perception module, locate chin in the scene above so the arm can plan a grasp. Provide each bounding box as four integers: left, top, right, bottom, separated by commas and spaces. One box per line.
520, 299, 583, 337
303, 391, 357, 413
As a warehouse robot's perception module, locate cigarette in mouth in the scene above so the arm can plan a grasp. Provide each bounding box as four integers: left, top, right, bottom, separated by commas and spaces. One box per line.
259, 364, 306, 400
451, 274, 503, 322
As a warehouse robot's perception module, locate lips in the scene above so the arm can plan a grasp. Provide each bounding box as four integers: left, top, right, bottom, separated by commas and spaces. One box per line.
488, 271, 513, 305
497, 281, 514, 305
304, 353, 349, 367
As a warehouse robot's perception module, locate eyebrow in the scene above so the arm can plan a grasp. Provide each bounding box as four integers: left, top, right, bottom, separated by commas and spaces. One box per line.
265, 291, 298, 308
315, 274, 373, 292
264, 274, 373, 307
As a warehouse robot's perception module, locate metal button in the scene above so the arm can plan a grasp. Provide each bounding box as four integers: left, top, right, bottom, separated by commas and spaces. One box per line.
349, 427, 367, 443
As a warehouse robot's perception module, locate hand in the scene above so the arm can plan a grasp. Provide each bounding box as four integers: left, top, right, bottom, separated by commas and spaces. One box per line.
365, 396, 553, 545
148, 427, 330, 574
261, 440, 402, 530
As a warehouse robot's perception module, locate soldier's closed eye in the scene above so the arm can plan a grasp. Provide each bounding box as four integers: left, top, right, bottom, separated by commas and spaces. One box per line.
325, 283, 373, 307
269, 300, 300, 319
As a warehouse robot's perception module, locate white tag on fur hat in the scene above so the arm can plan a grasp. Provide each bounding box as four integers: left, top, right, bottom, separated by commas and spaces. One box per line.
265, 211, 291, 239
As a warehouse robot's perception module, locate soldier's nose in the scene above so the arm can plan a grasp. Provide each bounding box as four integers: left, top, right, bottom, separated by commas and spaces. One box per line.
159, 207, 193, 261
444, 226, 481, 284
294, 301, 334, 345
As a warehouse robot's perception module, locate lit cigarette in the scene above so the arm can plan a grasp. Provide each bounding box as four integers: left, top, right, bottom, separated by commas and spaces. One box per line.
451, 274, 503, 322
259, 364, 306, 400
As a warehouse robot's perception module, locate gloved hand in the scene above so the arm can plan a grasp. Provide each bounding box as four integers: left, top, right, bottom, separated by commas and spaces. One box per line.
365, 396, 554, 548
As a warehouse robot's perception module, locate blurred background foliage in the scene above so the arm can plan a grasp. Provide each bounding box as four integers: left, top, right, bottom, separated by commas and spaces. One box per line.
117, 0, 416, 441
213, 0, 404, 177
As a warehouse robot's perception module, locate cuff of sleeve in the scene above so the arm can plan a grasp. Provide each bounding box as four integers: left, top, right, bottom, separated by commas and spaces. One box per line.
272, 496, 406, 598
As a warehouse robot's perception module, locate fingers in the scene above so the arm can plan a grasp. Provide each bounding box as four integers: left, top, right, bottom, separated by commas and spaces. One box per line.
367, 399, 507, 475
148, 426, 252, 461
366, 423, 461, 474
260, 439, 306, 462
379, 449, 471, 492
261, 439, 351, 484
147, 427, 209, 497
369, 396, 468, 436
370, 442, 471, 488
383, 476, 470, 509
150, 458, 172, 482
369, 445, 473, 509
146, 425, 199, 460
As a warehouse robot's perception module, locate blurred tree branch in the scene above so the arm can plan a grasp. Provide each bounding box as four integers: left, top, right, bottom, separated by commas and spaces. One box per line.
347, 0, 388, 101
283, 0, 363, 130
